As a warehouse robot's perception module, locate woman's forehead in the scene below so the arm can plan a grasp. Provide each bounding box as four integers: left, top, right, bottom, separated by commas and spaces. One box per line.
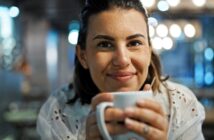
87, 8, 148, 38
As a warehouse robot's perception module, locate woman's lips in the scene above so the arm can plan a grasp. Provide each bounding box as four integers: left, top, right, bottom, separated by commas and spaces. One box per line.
107, 72, 136, 82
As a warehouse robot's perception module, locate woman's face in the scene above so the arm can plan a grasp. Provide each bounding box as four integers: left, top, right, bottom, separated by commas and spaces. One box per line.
78, 8, 151, 92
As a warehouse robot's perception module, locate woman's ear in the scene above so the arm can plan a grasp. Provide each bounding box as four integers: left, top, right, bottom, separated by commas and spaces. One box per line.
76, 45, 88, 69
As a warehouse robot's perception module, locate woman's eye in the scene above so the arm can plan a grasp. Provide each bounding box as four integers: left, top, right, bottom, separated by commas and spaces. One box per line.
127, 40, 143, 48
97, 41, 113, 49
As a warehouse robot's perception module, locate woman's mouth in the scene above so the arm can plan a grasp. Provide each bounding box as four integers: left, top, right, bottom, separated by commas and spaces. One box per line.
107, 72, 136, 82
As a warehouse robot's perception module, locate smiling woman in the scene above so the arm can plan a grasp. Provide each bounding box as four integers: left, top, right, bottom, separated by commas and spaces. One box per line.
77, 8, 151, 92
37, 0, 205, 140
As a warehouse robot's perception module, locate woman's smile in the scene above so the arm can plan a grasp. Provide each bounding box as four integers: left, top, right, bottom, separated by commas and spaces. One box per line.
106, 71, 136, 82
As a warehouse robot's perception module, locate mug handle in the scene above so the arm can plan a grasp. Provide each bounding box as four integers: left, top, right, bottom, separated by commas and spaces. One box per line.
96, 102, 113, 140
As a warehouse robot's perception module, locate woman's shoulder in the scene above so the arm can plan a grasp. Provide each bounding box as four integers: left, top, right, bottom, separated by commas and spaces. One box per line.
164, 80, 198, 103
160, 80, 205, 119
38, 84, 75, 117
163, 82, 205, 139
163, 80, 205, 124
51, 84, 74, 104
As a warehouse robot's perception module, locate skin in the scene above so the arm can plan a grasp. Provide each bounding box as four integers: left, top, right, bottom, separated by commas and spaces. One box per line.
77, 7, 168, 140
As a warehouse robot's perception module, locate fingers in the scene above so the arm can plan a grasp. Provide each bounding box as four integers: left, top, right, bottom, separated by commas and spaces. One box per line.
91, 93, 113, 111
87, 111, 96, 125
87, 124, 101, 138
124, 107, 167, 130
86, 108, 128, 139
105, 107, 125, 122
124, 100, 168, 140
86, 112, 101, 139
125, 118, 166, 140
136, 99, 165, 116
106, 123, 129, 135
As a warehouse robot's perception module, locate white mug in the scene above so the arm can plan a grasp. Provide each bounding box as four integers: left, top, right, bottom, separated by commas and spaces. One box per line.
96, 90, 153, 140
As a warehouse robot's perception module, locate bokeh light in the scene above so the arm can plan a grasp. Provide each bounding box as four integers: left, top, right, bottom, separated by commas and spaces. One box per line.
140, 0, 156, 8
152, 37, 163, 50
162, 37, 173, 50
156, 24, 168, 37
184, 23, 196, 38
169, 24, 182, 38
68, 30, 79, 45
9, 6, 19, 18
204, 48, 214, 61
167, 0, 181, 7
157, 0, 169, 11
192, 0, 206, 7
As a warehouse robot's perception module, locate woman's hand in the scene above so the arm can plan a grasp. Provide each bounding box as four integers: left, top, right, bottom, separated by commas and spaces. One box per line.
85, 84, 168, 140
86, 93, 128, 140
124, 84, 168, 140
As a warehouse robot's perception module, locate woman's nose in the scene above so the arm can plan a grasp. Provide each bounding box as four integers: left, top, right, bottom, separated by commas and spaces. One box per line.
112, 47, 130, 68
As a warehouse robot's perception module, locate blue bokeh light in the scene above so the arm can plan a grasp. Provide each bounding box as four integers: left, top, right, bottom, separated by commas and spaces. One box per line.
204, 72, 214, 85
194, 63, 204, 86
204, 48, 214, 61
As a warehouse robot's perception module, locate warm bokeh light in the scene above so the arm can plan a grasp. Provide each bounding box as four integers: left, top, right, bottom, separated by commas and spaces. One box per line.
162, 37, 173, 50
152, 37, 163, 50
166, 0, 181, 7
184, 23, 196, 38
157, 0, 169, 11
192, 0, 206, 7
156, 24, 168, 37
140, 0, 156, 8
169, 24, 182, 38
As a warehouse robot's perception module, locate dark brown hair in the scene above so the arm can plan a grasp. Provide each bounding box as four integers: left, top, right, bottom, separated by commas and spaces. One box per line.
68, 0, 166, 105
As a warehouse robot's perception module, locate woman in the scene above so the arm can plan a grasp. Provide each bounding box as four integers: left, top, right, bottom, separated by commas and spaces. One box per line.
37, 0, 205, 139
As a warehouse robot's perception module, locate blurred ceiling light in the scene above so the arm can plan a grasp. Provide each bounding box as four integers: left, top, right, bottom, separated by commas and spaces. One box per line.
169, 24, 182, 38
149, 25, 155, 38
157, 0, 169, 11
184, 23, 196, 38
166, 0, 180, 7
68, 21, 80, 45
192, 0, 206, 7
0, 7, 12, 38
9, 6, 19, 17
204, 48, 214, 61
140, 0, 156, 8
162, 37, 173, 50
152, 37, 163, 50
68, 30, 79, 45
156, 24, 168, 37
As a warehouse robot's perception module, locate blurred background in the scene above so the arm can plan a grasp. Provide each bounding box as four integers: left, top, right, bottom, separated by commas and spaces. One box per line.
0, 0, 213, 139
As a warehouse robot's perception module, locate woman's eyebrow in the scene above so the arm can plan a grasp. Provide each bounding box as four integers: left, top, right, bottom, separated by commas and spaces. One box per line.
126, 33, 145, 40
93, 35, 114, 41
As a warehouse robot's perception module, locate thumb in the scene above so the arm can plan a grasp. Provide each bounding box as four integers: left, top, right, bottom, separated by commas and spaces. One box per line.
143, 84, 152, 91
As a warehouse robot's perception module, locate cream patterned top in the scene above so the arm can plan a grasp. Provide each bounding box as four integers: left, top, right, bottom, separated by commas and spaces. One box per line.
37, 81, 205, 140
